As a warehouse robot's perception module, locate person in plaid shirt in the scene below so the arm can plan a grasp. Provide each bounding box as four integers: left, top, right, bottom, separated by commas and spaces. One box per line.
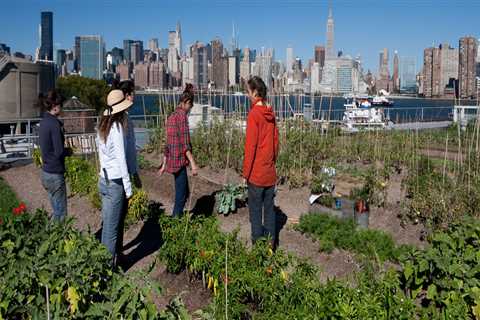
158, 84, 198, 217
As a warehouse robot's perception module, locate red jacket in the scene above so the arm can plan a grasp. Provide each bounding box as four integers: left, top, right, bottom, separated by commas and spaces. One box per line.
243, 99, 279, 187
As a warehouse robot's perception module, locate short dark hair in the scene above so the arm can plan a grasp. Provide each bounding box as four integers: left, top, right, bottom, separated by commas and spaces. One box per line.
115, 80, 135, 96
38, 89, 64, 112
247, 76, 267, 99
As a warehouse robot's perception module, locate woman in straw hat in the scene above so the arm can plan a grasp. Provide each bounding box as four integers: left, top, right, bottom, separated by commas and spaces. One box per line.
97, 89, 138, 267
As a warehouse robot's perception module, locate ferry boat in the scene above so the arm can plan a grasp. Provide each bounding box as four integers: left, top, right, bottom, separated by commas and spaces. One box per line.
342, 96, 390, 132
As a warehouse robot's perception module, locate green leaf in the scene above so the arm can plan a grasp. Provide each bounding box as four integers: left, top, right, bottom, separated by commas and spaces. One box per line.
427, 284, 437, 300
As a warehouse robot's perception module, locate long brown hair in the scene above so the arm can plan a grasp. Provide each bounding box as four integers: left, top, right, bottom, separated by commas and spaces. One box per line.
98, 111, 128, 143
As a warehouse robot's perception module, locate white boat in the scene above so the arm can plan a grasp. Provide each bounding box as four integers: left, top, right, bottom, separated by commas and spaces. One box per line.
371, 95, 394, 107
342, 97, 390, 132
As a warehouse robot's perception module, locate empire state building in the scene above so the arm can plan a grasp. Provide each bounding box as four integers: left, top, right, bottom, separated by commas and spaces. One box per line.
326, 7, 335, 60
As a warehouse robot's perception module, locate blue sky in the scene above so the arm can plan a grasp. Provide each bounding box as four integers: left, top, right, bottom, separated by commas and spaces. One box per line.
1, 0, 479, 73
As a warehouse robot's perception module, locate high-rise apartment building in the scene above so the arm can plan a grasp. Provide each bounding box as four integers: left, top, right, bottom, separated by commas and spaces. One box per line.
314, 46, 326, 68
79, 35, 105, 80
439, 43, 459, 93
116, 62, 131, 81
211, 38, 228, 89
134, 63, 149, 89
191, 42, 208, 89
149, 62, 166, 89
422, 47, 442, 97
39, 12, 53, 61
459, 36, 478, 99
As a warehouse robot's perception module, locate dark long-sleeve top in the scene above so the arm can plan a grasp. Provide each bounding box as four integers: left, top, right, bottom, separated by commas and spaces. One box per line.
39, 112, 68, 174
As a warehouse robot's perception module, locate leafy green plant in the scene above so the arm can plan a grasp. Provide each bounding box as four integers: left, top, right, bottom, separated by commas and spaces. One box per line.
138, 154, 154, 170
215, 184, 246, 215
311, 167, 336, 194
65, 156, 100, 208
400, 216, 480, 319
158, 213, 420, 319
296, 213, 412, 262
32, 148, 42, 167
0, 208, 189, 319
126, 188, 149, 225
0, 177, 19, 217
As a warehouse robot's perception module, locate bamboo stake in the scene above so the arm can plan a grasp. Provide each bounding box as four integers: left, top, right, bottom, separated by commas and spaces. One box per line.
46, 285, 50, 320
225, 238, 229, 320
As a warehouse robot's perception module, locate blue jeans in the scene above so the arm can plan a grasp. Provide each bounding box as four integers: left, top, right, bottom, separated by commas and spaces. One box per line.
172, 166, 189, 217
248, 183, 276, 245
41, 171, 67, 221
99, 177, 126, 263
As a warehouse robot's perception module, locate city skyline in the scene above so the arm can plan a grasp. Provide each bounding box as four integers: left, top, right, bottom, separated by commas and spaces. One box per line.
1, 0, 479, 73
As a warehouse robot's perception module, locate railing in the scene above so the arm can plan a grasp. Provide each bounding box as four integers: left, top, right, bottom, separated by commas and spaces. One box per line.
0, 55, 9, 73
0, 104, 473, 163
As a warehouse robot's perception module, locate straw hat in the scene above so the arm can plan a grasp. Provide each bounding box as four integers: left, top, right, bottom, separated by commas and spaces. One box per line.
103, 89, 133, 116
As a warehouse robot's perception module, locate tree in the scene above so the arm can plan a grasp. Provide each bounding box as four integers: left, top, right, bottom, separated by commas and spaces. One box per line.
57, 76, 109, 112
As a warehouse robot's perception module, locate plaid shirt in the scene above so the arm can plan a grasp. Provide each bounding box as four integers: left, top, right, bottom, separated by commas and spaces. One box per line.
164, 107, 191, 173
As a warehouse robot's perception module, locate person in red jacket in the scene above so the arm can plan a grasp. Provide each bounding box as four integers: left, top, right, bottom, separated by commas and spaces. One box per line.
243, 76, 279, 248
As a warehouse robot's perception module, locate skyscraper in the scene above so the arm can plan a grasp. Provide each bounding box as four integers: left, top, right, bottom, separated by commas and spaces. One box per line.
325, 7, 335, 60
149, 62, 167, 89
191, 42, 208, 89
175, 21, 182, 56
149, 38, 159, 52
56, 49, 66, 69
314, 46, 326, 68
286, 46, 294, 74
310, 62, 322, 93
134, 62, 149, 89
400, 56, 416, 92
422, 47, 442, 97
211, 38, 227, 89
79, 35, 105, 80
377, 48, 390, 91
439, 43, 458, 93
110, 47, 124, 70
74, 36, 81, 71
39, 12, 53, 61
459, 36, 478, 99
393, 51, 400, 93
253, 47, 274, 89
130, 41, 143, 65
123, 40, 134, 63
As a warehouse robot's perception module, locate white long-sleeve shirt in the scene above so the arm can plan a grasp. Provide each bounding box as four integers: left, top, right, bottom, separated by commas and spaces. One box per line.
97, 122, 134, 198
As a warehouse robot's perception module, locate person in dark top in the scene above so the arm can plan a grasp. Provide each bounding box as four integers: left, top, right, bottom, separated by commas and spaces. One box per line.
38, 90, 71, 221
